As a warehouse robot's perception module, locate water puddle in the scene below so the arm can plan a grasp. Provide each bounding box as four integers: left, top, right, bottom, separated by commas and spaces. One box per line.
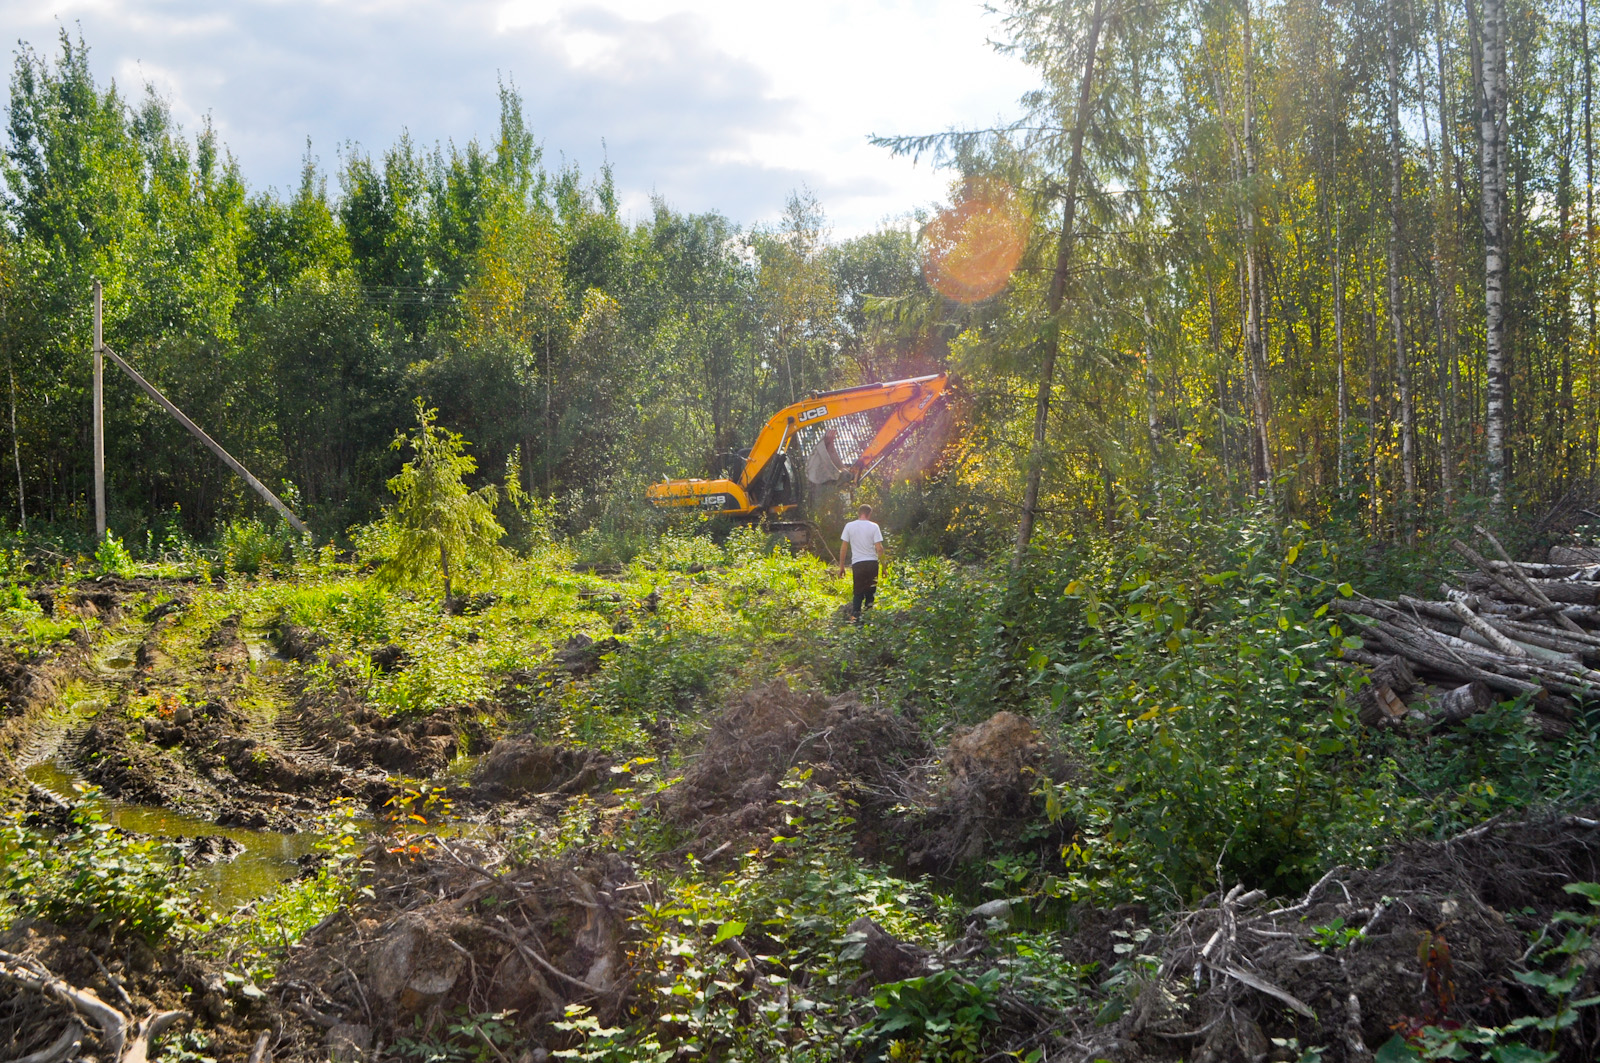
23, 758, 320, 912
242, 629, 287, 676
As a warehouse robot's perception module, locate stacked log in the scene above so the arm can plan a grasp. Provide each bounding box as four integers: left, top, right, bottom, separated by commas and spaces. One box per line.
1334, 526, 1596, 736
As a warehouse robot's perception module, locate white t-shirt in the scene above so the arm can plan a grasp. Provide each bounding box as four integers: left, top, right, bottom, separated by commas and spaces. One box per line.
840, 519, 884, 565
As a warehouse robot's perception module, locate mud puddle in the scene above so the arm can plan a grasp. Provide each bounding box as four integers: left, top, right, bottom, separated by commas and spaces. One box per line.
12, 619, 322, 911
23, 755, 320, 911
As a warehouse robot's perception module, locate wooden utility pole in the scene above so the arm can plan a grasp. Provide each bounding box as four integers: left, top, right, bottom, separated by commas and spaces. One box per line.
92, 279, 105, 539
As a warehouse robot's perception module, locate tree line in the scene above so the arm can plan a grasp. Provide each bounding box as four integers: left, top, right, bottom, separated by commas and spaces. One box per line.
0, 33, 939, 544
2, 0, 1596, 555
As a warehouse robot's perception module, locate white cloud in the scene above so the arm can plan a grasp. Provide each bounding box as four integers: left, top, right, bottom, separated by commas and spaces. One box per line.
2, 0, 1036, 234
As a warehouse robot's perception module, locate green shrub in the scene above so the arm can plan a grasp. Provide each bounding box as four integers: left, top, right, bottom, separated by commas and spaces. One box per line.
2, 800, 197, 943
222, 517, 294, 575
95, 531, 135, 576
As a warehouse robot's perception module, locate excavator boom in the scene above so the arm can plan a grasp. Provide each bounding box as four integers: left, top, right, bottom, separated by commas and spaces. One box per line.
646, 372, 949, 517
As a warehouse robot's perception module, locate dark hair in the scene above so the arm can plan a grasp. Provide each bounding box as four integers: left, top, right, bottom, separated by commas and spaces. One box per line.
858, 503, 872, 516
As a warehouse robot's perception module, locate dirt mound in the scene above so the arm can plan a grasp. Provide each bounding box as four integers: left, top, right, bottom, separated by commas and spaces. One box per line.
903, 710, 1071, 876
273, 844, 643, 1056
75, 718, 211, 808
299, 702, 459, 779
271, 621, 327, 663
554, 633, 620, 676
658, 682, 930, 857
473, 735, 610, 797
0, 646, 52, 715
1091, 813, 1600, 1063
368, 643, 409, 673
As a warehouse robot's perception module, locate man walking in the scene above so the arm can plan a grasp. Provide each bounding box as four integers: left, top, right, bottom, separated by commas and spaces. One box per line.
838, 503, 884, 622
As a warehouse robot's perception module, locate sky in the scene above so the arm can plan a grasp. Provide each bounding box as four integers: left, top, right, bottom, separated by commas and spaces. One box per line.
2, 1, 1039, 236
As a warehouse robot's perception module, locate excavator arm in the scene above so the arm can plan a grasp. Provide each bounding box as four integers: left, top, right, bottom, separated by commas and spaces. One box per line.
646, 372, 949, 516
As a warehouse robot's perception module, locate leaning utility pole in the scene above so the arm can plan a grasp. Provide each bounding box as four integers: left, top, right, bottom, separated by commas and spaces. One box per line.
92, 279, 105, 539
89, 282, 309, 538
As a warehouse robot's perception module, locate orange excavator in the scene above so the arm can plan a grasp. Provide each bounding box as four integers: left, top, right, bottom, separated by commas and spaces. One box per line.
645, 373, 949, 528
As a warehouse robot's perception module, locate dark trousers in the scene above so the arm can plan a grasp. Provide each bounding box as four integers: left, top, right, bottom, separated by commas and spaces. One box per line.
850, 560, 879, 620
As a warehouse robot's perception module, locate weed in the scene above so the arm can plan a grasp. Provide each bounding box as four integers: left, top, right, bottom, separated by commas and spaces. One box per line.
1, 797, 197, 943
1308, 916, 1365, 951
95, 531, 135, 576
860, 969, 1002, 1062
394, 1009, 520, 1063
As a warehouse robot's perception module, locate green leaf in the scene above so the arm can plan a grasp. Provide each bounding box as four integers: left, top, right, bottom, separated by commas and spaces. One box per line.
1486, 1045, 1558, 1063
1562, 882, 1600, 904
1374, 1035, 1421, 1063
711, 920, 746, 945
1338, 583, 1355, 598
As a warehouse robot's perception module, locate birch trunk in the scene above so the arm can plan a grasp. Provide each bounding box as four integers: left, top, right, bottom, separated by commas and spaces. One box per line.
1387, 0, 1416, 541
1242, 0, 1274, 496
1477, 0, 1510, 510
1012, 0, 1105, 570
1433, 0, 1459, 514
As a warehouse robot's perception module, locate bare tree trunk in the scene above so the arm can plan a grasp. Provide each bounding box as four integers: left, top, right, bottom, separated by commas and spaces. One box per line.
1433, 0, 1460, 515
1366, 266, 1381, 536
1242, 0, 1274, 497
1583, 0, 1596, 477
8, 362, 23, 531
1388, 0, 1416, 542
1144, 302, 1161, 472
1209, 280, 1231, 484
1476, 0, 1510, 511
1013, 0, 1105, 571
1334, 223, 1349, 494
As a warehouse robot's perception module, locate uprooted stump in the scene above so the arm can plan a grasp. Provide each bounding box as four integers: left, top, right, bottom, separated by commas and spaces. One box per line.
273, 845, 643, 1054
1091, 812, 1600, 1063
655, 681, 930, 856
903, 710, 1071, 876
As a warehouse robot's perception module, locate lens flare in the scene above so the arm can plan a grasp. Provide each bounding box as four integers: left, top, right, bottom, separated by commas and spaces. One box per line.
922, 179, 1026, 304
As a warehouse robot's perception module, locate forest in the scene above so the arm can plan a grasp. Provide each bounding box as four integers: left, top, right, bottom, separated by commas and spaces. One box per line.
1, 0, 1600, 1057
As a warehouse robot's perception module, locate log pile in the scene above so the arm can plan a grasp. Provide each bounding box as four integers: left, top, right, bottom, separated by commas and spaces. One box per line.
1333, 526, 1600, 736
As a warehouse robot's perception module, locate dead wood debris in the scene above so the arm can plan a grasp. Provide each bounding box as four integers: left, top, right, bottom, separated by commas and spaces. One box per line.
0, 949, 187, 1063
1334, 526, 1600, 735
1077, 813, 1600, 1063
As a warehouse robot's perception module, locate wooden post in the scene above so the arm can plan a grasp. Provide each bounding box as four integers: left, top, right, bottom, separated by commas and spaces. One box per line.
92, 280, 105, 539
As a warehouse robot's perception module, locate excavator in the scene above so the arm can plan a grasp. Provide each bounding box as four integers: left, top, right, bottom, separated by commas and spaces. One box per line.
645, 373, 949, 537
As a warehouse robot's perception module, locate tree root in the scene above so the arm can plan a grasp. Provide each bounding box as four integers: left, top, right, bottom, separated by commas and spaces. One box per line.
0, 949, 187, 1063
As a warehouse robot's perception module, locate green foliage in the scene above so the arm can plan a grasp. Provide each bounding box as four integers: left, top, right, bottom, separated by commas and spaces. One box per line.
223, 800, 365, 980
221, 517, 293, 575
394, 1009, 520, 1063
1, 798, 197, 943
95, 531, 135, 576
1308, 916, 1365, 951
379, 400, 505, 602
862, 970, 1002, 1062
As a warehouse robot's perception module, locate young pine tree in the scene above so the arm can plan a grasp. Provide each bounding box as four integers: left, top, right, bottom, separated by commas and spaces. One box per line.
381, 399, 504, 603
